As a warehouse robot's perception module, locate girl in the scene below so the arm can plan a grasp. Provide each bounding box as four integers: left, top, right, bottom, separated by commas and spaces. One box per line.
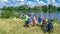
33, 15, 37, 26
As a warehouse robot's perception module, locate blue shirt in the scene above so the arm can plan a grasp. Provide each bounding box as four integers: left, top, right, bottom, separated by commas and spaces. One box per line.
28, 17, 32, 22
38, 17, 42, 22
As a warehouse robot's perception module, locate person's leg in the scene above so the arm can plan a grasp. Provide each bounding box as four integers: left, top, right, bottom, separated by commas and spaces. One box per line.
33, 21, 34, 26
33, 22, 35, 26
38, 22, 40, 26
28, 21, 31, 28
37, 22, 40, 26
24, 21, 28, 27
26, 21, 28, 27
40, 22, 42, 26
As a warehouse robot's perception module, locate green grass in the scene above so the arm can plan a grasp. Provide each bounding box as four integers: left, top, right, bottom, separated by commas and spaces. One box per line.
0, 18, 60, 34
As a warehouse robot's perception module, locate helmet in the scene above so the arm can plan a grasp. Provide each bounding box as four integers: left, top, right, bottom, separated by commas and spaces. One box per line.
46, 19, 48, 22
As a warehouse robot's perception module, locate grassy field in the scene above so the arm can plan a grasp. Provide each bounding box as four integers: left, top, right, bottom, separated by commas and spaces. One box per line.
0, 18, 60, 34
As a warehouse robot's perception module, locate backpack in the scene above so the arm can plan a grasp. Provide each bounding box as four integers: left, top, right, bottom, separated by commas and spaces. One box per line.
48, 22, 53, 31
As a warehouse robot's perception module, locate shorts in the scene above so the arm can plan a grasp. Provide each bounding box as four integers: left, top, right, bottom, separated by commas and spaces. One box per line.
39, 22, 42, 25
25, 21, 29, 25
33, 22, 36, 24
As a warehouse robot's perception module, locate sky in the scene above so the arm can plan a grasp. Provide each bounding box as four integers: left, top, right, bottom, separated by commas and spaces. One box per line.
0, 0, 60, 8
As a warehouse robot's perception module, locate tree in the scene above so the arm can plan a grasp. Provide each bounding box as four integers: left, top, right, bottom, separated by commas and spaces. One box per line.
42, 5, 48, 12
33, 6, 42, 12
1, 4, 60, 18
57, 7, 60, 12
48, 4, 57, 13
18, 5, 29, 12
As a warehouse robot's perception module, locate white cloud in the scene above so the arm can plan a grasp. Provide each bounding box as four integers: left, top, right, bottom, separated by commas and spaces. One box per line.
51, 0, 56, 5
46, 0, 60, 6
26, 1, 36, 7
46, 0, 51, 4
51, 0, 55, 3
36, 0, 40, 1
38, 1, 46, 6
34, 0, 41, 2
0, 0, 7, 8
0, 0, 60, 8
46, 0, 56, 4
16, 0, 24, 2
40, 1, 46, 5
55, 3, 60, 7
16, 0, 25, 5
2, 0, 8, 2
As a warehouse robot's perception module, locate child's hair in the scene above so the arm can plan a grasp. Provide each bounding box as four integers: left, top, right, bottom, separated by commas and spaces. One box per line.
43, 19, 46, 23
39, 14, 41, 16
33, 15, 36, 17
39, 15, 41, 17
28, 14, 31, 17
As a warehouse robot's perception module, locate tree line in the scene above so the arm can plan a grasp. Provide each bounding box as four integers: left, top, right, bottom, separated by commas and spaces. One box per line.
0, 4, 60, 18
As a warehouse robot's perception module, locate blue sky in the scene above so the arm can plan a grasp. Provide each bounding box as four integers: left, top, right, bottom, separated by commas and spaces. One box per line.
0, 0, 60, 8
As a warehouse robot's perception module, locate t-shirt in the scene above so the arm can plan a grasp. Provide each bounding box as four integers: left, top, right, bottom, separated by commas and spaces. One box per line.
33, 17, 36, 23
25, 15, 29, 21
38, 17, 42, 22
28, 17, 32, 22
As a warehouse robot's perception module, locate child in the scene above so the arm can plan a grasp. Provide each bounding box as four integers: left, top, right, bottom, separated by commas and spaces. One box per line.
25, 15, 29, 27
28, 15, 32, 27
33, 15, 37, 26
42, 19, 48, 33
38, 15, 42, 26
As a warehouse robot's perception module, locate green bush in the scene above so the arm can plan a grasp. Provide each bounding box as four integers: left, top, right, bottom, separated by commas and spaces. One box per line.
1, 11, 11, 18
1, 10, 20, 18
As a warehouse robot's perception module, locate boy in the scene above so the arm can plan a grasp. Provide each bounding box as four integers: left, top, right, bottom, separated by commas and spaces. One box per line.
42, 19, 48, 33
28, 15, 32, 27
25, 15, 29, 27
38, 15, 42, 26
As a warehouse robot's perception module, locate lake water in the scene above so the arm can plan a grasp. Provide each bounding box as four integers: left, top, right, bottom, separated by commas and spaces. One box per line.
20, 12, 60, 21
